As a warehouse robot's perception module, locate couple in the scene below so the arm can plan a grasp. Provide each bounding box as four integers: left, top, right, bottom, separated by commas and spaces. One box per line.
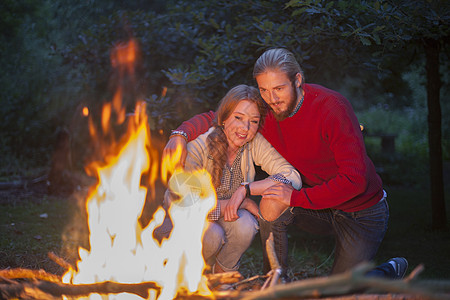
163, 48, 408, 279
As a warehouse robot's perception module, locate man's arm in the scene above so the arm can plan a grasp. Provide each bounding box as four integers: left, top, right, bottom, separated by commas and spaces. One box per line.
163, 111, 216, 168
174, 111, 215, 141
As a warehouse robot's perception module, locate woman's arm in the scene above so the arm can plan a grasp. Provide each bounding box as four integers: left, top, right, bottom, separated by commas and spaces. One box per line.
251, 133, 302, 189
223, 177, 289, 221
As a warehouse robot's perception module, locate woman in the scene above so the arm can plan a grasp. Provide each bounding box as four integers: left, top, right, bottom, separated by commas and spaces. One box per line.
163, 84, 301, 273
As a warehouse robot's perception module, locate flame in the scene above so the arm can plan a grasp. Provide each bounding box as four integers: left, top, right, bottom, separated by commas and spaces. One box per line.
161, 142, 185, 185
111, 39, 138, 79
63, 40, 216, 300
82, 106, 89, 117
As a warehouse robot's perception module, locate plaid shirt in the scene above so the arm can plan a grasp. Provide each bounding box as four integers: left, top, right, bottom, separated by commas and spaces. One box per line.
208, 147, 244, 221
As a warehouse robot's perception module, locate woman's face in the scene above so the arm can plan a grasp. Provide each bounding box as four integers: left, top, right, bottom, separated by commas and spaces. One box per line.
223, 100, 261, 152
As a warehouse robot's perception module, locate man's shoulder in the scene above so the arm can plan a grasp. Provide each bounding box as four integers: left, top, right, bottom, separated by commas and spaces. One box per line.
305, 83, 346, 100
305, 84, 352, 113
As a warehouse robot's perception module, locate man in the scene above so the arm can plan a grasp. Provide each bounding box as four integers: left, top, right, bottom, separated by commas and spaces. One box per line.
164, 48, 407, 279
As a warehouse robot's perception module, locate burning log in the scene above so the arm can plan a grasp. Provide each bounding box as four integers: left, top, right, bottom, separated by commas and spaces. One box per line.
1, 263, 450, 300
0, 268, 61, 283
0, 279, 161, 300
205, 271, 244, 289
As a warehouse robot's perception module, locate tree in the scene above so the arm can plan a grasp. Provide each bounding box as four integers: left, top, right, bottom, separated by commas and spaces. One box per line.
160, 0, 450, 229
56, 0, 449, 232
283, 0, 449, 229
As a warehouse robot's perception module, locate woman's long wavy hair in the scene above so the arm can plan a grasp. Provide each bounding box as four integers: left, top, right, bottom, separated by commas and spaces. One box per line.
207, 84, 266, 188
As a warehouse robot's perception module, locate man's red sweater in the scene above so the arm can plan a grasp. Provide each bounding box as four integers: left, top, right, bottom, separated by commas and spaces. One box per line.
177, 84, 383, 212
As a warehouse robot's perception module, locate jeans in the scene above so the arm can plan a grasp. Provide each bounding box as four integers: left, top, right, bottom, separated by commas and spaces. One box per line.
155, 208, 258, 272
259, 197, 389, 276
203, 209, 259, 271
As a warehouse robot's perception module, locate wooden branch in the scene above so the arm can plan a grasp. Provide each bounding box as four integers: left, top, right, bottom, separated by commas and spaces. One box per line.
260, 270, 273, 290
0, 280, 161, 299
263, 232, 281, 288
405, 264, 425, 282
205, 271, 244, 289
231, 274, 267, 289
0, 175, 48, 190
48, 252, 74, 271
265, 233, 281, 271
241, 263, 449, 300
0, 268, 61, 283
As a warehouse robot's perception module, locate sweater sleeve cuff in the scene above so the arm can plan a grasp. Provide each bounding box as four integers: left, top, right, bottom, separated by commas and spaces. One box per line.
289, 189, 302, 207
176, 111, 215, 142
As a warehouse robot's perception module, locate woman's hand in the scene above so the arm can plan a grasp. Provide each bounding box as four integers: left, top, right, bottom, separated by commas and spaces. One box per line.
224, 186, 246, 222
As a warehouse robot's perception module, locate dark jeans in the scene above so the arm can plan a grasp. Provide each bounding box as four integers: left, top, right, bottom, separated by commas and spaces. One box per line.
259, 197, 389, 277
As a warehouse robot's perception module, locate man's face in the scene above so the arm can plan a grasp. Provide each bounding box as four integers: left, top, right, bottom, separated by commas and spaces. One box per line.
256, 70, 301, 121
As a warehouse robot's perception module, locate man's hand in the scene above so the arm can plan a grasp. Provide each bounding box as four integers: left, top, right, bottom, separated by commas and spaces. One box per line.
260, 183, 293, 221
162, 135, 188, 172
261, 183, 293, 205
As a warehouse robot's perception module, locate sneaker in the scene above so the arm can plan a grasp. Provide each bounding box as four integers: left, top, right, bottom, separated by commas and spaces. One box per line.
388, 257, 408, 279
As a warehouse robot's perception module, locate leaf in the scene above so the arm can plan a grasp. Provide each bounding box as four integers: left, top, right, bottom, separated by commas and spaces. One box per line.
374, 1, 380, 11
292, 8, 308, 17
373, 33, 381, 45
359, 36, 372, 46
209, 18, 220, 29
305, 8, 321, 14
284, 0, 302, 9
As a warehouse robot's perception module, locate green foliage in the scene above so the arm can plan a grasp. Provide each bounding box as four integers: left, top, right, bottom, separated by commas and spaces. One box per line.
356, 58, 450, 187
0, 0, 169, 171
1, 0, 448, 188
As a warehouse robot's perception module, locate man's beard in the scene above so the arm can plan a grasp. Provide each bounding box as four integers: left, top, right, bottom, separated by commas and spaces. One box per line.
272, 85, 298, 122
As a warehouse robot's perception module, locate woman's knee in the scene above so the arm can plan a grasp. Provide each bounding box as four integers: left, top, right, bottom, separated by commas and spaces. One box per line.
202, 222, 225, 260
233, 210, 258, 238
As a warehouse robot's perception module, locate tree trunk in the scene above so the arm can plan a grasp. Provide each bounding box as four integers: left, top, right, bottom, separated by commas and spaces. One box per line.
424, 38, 447, 230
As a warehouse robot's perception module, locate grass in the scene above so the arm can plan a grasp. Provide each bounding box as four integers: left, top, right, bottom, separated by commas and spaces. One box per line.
0, 178, 449, 281
373, 186, 450, 279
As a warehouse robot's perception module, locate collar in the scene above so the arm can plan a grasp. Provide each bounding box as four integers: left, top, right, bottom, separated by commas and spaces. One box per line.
288, 89, 305, 118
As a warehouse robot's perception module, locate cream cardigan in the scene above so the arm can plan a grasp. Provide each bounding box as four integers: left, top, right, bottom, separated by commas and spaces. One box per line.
185, 127, 302, 190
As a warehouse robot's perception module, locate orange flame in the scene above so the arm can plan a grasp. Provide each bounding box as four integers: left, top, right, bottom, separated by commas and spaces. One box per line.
82, 106, 89, 117
63, 40, 215, 300
161, 142, 184, 185
111, 39, 138, 78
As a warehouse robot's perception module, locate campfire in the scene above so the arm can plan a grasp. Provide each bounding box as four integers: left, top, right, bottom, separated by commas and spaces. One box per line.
62, 105, 217, 300
0, 39, 448, 300
59, 40, 220, 300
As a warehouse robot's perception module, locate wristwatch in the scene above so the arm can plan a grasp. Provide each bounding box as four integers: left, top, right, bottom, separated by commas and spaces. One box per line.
241, 182, 251, 198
